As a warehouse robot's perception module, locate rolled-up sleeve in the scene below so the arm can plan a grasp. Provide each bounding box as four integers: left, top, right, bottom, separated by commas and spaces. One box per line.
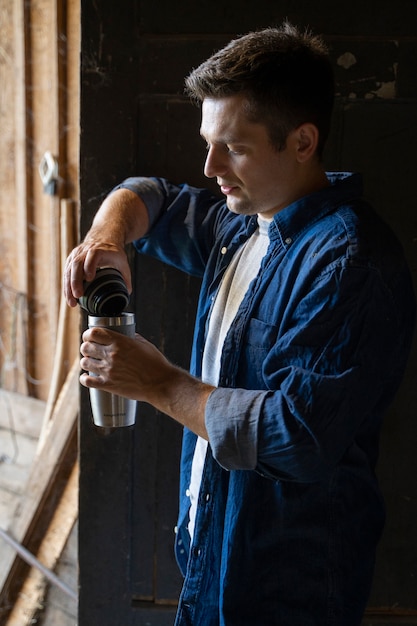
112, 176, 165, 228
205, 387, 267, 471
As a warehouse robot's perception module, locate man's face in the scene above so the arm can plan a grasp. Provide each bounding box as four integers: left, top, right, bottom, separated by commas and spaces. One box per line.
200, 95, 300, 218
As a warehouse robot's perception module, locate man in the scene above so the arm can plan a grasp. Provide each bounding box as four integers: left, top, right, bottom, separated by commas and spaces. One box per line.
65, 23, 415, 626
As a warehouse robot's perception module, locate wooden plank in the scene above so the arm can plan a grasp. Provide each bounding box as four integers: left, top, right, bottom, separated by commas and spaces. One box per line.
26, 0, 62, 400
38, 199, 78, 451
0, 435, 43, 519
0, 391, 45, 439
0, 0, 30, 396
362, 611, 417, 625
0, 0, 80, 400
35, 522, 78, 626
11, 0, 30, 301
4, 461, 78, 626
0, 391, 46, 530
0, 359, 79, 621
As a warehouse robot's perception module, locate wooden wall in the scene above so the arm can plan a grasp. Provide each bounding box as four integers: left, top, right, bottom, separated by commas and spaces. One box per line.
0, 3, 80, 625
0, 0, 80, 402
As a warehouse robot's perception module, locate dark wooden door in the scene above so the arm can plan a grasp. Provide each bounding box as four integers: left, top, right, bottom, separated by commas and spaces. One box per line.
79, 2, 417, 624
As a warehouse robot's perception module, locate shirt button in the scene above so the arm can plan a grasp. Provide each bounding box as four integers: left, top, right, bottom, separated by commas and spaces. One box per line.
205, 493, 210, 502
221, 246, 228, 254
285, 237, 292, 245
185, 489, 191, 497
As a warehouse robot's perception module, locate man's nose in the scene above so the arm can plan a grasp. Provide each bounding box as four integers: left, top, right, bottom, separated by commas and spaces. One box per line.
204, 146, 228, 179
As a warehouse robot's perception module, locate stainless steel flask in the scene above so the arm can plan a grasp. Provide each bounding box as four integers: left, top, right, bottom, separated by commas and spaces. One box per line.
87, 312, 136, 428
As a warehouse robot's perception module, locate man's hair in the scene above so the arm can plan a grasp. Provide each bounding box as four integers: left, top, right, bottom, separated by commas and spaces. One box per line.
185, 22, 334, 157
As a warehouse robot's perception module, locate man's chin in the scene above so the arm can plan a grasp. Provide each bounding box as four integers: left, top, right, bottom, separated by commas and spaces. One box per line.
226, 198, 256, 216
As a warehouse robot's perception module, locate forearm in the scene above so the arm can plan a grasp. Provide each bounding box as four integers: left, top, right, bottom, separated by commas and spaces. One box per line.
128, 334, 214, 439
85, 188, 150, 246
146, 364, 214, 440
80, 328, 214, 440
65, 188, 150, 304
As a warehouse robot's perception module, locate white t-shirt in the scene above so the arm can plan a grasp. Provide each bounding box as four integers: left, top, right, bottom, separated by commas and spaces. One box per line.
187, 215, 271, 540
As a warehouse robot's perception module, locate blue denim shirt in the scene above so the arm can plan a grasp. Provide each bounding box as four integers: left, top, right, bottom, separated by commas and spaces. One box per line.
118, 173, 415, 625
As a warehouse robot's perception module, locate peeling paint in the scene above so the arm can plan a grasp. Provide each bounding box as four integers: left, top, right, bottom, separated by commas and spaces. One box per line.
374, 80, 396, 98
337, 52, 357, 70
364, 63, 398, 99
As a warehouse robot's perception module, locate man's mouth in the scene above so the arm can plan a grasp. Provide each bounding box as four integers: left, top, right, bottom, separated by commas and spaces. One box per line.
220, 184, 238, 195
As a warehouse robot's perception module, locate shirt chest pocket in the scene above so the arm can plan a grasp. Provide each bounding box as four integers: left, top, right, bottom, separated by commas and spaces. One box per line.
240, 318, 279, 382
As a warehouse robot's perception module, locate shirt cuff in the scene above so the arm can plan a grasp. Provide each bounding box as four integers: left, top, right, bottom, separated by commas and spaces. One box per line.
111, 177, 164, 229
205, 387, 265, 471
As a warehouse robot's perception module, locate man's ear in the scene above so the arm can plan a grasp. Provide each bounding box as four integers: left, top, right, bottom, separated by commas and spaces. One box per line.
294, 123, 320, 162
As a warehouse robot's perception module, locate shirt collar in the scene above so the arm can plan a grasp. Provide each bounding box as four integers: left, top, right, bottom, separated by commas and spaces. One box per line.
269, 172, 363, 246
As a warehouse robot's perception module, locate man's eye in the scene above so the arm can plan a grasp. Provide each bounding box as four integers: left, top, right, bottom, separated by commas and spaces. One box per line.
227, 146, 243, 155
203, 142, 242, 155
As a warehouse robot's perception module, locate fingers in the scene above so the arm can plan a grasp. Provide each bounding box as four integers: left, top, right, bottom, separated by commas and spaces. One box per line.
63, 245, 99, 307
79, 330, 159, 399
63, 250, 83, 307
79, 371, 102, 389
64, 244, 133, 308
81, 326, 112, 351
79, 328, 113, 387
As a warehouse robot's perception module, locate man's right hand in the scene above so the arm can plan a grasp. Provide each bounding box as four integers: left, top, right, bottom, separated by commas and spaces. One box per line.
64, 240, 132, 308
63, 188, 150, 307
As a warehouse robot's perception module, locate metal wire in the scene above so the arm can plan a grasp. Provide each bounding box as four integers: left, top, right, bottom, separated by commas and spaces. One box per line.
0, 527, 77, 601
